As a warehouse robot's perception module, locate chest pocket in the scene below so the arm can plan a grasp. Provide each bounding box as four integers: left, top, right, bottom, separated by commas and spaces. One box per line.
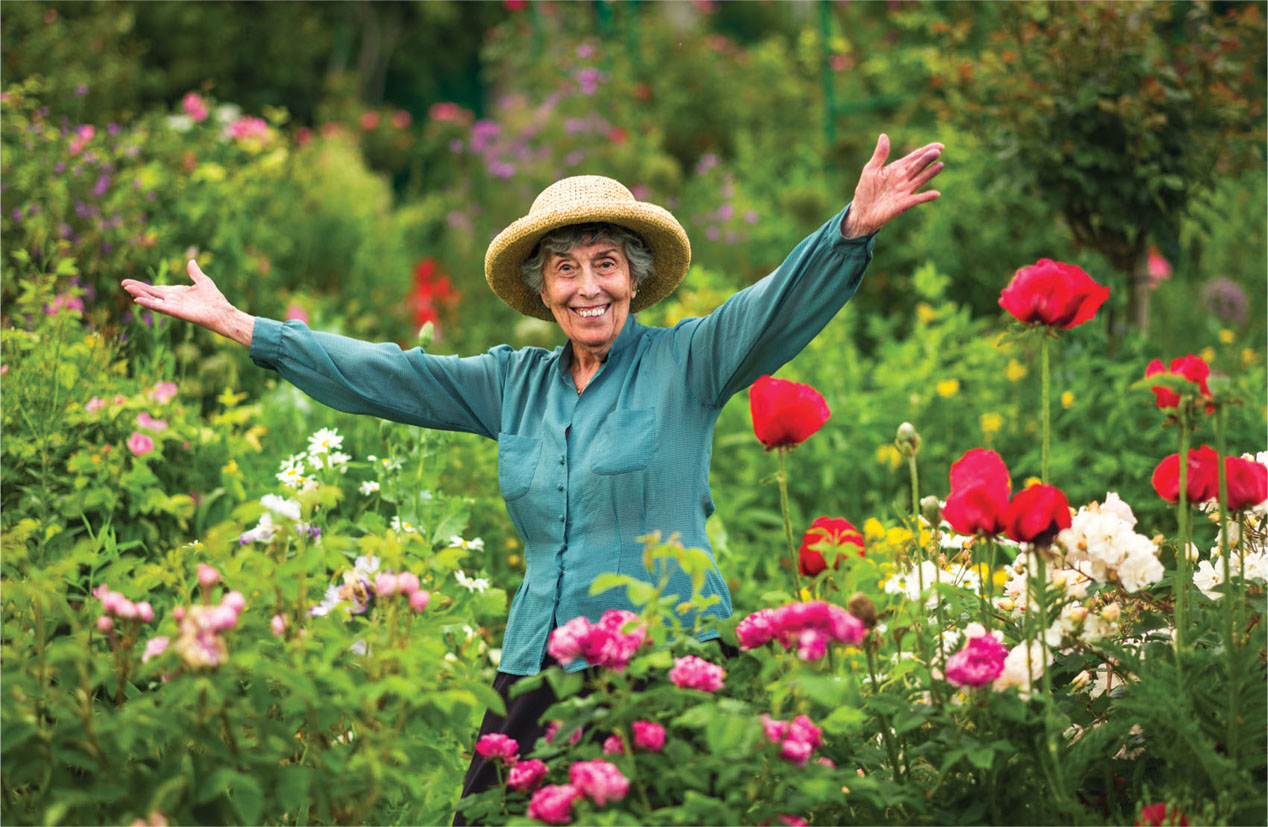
590, 409, 656, 474
497, 433, 542, 501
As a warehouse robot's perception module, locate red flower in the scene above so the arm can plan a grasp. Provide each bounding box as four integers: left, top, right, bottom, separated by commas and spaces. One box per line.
1151, 446, 1220, 504
798, 517, 864, 577
1145, 355, 1212, 410
942, 449, 1012, 536
1223, 456, 1267, 511
998, 258, 1110, 329
1003, 484, 1071, 545
410, 257, 460, 328
1136, 802, 1189, 826
750, 376, 830, 449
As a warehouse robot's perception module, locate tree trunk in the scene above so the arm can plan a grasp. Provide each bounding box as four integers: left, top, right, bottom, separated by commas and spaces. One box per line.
1126, 245, 1151, 335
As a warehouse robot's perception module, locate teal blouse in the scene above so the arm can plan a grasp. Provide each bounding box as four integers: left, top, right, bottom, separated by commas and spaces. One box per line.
249, 206, 875, 675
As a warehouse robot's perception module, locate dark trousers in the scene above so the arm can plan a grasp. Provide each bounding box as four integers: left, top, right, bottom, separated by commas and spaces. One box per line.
453, 639, 738, 826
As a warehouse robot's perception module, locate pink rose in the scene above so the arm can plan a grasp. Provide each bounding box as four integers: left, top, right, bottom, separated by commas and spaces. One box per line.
568, 760, 629, 806
669, 655, 725, 692
527, 784, 579, 824
135, 412, 169, 431
86, 396, 106, 413
475, 733, 519, 765
547, 616, 593, 666
149, 381, 179, 404
142, 635, 169, 662
96, 615, 113, 632
197, 564, 220, 587
945, 632, 1009, 688
602, 734, 625, 755
396, 571, 420, 596
182, 92, 209, 123
375, 572, 398, 597
127, 432, 154, 456
409, 589, 430, 612
508, 758, 549, 793
135, 601, 154, 623
631, 721, 665, 752
221, 591, 245, 614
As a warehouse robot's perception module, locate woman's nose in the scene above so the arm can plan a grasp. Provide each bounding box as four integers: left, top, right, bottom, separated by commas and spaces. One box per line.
577, 267, 602, 296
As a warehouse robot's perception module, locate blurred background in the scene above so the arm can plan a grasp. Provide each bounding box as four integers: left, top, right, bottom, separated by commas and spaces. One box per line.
3, 0, 1265, 590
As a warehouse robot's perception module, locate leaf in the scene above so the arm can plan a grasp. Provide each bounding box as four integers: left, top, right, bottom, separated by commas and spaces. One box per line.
590, 572, 635, 597
276, 766, 311, 813
466, 679, 507, 717
228, 772, 264, 825
545, 669, 583, 699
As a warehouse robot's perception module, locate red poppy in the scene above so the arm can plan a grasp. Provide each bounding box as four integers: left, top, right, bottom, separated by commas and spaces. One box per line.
998, 258, 1110, 329
1003, 484, 1072, 545
798, 516, 864, 577
1223, 455, 1267, 511
942, 449, 1011, 536
750, 376, 830, 449
1145, 355, 1212, 410
1151, 446, 1220, 505
1135, 803, 1189, 827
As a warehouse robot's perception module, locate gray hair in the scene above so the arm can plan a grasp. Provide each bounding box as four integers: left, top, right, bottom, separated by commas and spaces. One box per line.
519, 223, 655, 295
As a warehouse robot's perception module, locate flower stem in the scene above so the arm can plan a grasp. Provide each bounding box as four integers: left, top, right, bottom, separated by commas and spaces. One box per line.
1032, 550, 1065, 800
777, 448, 804, 599
1175, 408, 1191, 650
1213, 405, 1240, 764
1041, 332, 1051, 485
865, 641, 903, 784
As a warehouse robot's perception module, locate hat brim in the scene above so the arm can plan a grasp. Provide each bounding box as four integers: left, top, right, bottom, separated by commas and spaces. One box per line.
485, 200, 691, 321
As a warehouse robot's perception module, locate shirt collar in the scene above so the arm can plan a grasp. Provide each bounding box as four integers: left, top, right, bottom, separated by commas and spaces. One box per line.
555, 314, 645, 384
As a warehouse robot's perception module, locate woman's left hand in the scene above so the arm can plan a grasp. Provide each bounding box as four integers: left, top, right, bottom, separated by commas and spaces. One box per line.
841, 134, 944, 238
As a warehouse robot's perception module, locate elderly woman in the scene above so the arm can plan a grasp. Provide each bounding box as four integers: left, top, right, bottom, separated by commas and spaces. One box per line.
121, 133, 942, 818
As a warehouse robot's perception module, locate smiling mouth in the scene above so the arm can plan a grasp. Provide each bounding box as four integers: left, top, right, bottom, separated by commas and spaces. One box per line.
572, 304, 609, 319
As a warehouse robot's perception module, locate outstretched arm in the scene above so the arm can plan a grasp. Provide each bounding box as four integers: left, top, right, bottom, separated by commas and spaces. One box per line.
121, 260, 254, 347
840, 134, 943, 238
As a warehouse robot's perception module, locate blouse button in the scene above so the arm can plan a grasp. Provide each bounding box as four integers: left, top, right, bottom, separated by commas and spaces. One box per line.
558, 514, 565, 522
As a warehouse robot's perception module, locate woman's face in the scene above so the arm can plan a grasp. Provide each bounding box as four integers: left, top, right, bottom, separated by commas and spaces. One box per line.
539, 240, 634, 360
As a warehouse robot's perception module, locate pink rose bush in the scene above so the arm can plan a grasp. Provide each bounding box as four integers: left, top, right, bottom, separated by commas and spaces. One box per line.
761, 713, 824, 767
669, 655, 725, 692
735, 601, 867, 661
527, 784, 580, 824
508, 759, 549, 794
476, 733, 519, 766
568, 760, 629, 806
631, 721, 665, 752
945, 628, 1009, 688
546, 609, 647, 671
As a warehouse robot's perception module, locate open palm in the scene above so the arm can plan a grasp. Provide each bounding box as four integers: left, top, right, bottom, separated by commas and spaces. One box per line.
121, 261, 253, 346
842, 134, 944, 238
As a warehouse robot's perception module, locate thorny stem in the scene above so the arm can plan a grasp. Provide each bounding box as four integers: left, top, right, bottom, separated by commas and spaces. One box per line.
1041, 332, 1051, 485
776, 449, 805, 599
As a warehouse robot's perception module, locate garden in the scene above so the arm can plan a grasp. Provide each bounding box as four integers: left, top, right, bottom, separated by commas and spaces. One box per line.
1, 2, 1266, 825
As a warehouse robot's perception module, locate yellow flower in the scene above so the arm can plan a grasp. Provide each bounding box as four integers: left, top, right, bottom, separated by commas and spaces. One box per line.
993, 568, 1009, 587
1242, 348, 1257, 367
992, 333, 1012, 352
799, 587, 814, 602
885, 526, 913, 548
916, 302, 937, 324
221, 459, 240, 475
1218, 328, 1236, 345
508, 554, 521, 567
1199, 346, 1216, 364
979, 412, 1003, 435
876, 444, 903, 470
504, 536, 519, 550
1024, 476, 1043, 489
863, 518, 886, 542
1006, 359, 1027, 382
936, 378, 960, 398
1061, 390, 1075, 409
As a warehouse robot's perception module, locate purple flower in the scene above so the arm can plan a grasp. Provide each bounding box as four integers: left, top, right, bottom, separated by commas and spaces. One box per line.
10, 208, 21, 223
706, 227, 721, 241
107, 123, 121, 136
1200, 277, 1248, 325
53, 162, 65, 174
59, 222, 72, 238
75, 84, 88, 96
576, 43, 595, 59
448, 139, 464, 154
576, 68, 603, 95
94, 175, 111, 197
470, 120, 500, 152
695, 153, 720, 176
488, 161, 516, 179
28, 205, 40, 217
564, 150, 585, 167
565, 118, 589, 134
745, 209, 760, 224
717, 203, 734, 221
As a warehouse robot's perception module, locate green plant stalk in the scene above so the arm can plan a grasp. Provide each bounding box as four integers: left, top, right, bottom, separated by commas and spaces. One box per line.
984, 539, 997, 631
864, 641, 904, 784
777, 448, 805, 599
1041, 332, 1051, 485
1175, 406, 1191, 649
1032, 550, 1066, 801
1213, 406, 1239, 764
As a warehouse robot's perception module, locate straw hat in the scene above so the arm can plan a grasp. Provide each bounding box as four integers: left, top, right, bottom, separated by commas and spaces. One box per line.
484, 175, 691, 321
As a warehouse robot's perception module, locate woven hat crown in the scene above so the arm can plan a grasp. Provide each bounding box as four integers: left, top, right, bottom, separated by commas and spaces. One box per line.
485, 175, 691, 321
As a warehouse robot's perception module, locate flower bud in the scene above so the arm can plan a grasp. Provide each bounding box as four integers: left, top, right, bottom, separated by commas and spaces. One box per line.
136, 601, 154, 623
920, 495, 942, 525
1101, 602, 1121, 623
96, 615, 113, 633
209, 605, 238, 631
197, 564, 220, 587
996, 597, 1015, 611
101, 590, 125, 615
396, 571, 420, 596
895, 422, 921, 457
846, 592, 877, 630
221, 591, 245, 614
375, 572, 398, 597
1070, 669, 1092, 689
171, 606, 186, 621
115, 599, 138, 620
1067, 605, 1088, 624
417, 321, 435, 349
409, 589, 431, 613
271, 614, 287, 637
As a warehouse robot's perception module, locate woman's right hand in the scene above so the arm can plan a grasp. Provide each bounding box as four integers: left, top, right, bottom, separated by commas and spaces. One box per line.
121, 260, 255, 347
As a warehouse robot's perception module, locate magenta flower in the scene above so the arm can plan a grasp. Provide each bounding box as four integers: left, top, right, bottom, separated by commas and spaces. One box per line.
631, 721, 665, 752
547, 616, 592, 666
527, 784, 579, 824
568, 760, 629, 806
736, 601, 866, 659
507, 758, 549, 793
761, 714, 823, 767
544, 720, 583, 747
945, 632, 1009, 688
669, 655, 725, 692
475, 733, 519, 765
271, 614, 287, 637
228, 116, 269, 142
182, 92, 209, 123
547, 610, 647, 671
126, 432, 154, 456
602, 734, 625, 755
